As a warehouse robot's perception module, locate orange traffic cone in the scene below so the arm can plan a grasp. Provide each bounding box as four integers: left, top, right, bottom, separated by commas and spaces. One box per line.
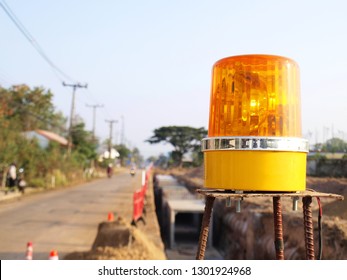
107, 212, 114, 221
49, 250, 59, 260
25, 242, 33, 260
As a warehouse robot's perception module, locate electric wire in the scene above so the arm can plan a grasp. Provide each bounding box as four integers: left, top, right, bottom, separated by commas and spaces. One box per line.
9, 101, 68, 133
0, 1, 116, 144
0, 2, 98, 104
79, 88, 114, 119
0, 68, 16, 87
76, 88, 118, 130
0, 74, 11, 87
0, 0, 76, 83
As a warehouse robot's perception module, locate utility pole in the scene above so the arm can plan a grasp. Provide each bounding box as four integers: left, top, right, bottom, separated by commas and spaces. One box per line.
86, 104, 103, 139
63, 82, 87, 154
105, 119, 118, 157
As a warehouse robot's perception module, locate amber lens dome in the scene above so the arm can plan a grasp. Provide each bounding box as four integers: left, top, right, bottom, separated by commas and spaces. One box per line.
208, 54, 301, 137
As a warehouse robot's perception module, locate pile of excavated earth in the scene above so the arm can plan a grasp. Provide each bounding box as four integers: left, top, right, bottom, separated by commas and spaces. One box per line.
63, 173, 166, 260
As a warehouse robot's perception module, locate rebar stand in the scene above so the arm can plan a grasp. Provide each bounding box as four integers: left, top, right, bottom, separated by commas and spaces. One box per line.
303, 196, 315, 260
195, 189, 343, 260
273, 196, 284, 260
196, 196, 215, 260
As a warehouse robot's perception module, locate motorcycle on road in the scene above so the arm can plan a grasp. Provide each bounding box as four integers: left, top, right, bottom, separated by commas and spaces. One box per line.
17, 168, 27, 193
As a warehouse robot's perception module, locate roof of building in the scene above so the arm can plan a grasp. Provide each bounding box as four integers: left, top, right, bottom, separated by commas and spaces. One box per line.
35, 129, 68, 146
23, 129, 68, 148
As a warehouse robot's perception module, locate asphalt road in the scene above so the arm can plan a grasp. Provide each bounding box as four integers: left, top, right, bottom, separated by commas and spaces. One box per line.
0, 170, 141, 260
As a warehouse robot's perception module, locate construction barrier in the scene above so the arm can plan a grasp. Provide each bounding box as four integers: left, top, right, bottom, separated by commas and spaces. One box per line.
25, 242, 33, 260
107, 212, 114, 222
131, 164, 153, 225
144, 163, 153, 192
131, 188, 145, 225
49, 250, 59, 260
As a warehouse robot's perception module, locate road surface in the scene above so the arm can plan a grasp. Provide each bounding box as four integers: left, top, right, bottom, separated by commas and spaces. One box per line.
0, 169, 141, 260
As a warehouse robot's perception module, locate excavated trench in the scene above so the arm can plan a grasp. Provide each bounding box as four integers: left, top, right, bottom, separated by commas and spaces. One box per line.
212, 197, 347, 259
155, 173, 347, 260
153, 178, 203, 249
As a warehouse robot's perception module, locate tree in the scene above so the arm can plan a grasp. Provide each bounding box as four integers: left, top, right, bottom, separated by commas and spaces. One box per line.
71, 122, 97, 165
322, 138, 347, 153
114, 144, 131, 166
146, 126, 207, 167
2, 85, 67, 133
0, 85, 99, 187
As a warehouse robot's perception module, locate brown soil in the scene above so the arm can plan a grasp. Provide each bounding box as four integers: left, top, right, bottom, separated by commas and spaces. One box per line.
168, 167, 347, 259
64, 218, 166, 260
63, 167, 347, 260
170, 167, 347, 218
64, 173, 167, 260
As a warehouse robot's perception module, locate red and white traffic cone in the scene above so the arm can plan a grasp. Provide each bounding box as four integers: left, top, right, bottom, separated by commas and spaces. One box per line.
49, 250, 59, 260
107, 212, 114, 222
25, 241, 33, 260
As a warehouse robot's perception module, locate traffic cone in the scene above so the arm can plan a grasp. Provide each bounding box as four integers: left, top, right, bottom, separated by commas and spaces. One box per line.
25, 242, 33, 260
107, 212, 114, 221
49, 250, 59, 260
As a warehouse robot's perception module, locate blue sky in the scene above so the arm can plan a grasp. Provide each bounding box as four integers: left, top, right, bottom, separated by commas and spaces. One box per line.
1, 0, 346, 158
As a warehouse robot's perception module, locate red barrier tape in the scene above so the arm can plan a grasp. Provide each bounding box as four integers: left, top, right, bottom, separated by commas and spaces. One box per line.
132, 189, 144, 222
132, 166, 153, 224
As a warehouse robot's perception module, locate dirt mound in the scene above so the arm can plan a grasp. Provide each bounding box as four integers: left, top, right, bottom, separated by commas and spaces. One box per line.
64, 218, 166, 260
306, 177, 347, 219
91, 220, 132, 249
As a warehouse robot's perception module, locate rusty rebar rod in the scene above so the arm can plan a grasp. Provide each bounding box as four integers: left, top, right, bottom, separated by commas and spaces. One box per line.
273, 196, 284, 260
303, 196, 315, 260
196, 196, 215, 260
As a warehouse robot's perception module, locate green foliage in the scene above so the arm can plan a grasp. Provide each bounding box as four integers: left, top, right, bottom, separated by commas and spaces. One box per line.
307, 152, 327, 161
1, 85, 66, 133
0, 85, 99, 188
114, 144, 131, 166
29, 177, 48, 189
71, 122, 97, 164
191, 144, 204, 167
321, 137, 347, 153
146, 126, 207, 167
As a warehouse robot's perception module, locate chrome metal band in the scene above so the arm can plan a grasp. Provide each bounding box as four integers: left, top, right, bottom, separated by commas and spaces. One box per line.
201, 137, 309, 153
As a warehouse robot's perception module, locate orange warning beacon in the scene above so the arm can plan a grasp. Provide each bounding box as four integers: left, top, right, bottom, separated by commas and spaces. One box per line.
202, 54, 308, 191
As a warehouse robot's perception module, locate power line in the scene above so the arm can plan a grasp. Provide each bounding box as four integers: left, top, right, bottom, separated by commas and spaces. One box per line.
0, 0, 76, 83
0, 1, 115, 145
0, 69, 15, 86
2, 94, 68, 133
81, 88, 115, 120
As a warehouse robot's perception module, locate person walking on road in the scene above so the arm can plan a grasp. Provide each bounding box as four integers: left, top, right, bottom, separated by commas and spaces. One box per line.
7, 163, 17, 188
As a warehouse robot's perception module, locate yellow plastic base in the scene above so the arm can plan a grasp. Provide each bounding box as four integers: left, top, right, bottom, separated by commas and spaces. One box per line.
204, 151, 307, 191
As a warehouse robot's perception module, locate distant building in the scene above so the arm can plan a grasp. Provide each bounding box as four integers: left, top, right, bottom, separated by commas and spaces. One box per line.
96, 144, 120, 163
